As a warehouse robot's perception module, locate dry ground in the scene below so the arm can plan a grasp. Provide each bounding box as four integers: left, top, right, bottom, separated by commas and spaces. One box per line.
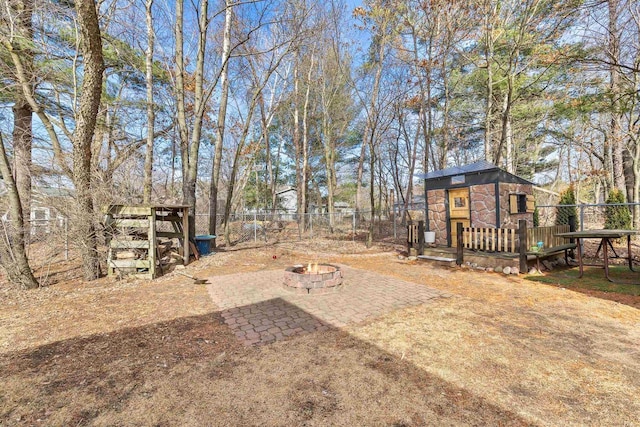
1, 240, 639, 426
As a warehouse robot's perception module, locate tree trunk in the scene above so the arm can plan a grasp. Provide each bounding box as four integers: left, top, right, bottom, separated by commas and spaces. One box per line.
300, 53, 314, 236
209, 0, 233, 239
484, 13, 494, 162
175, 0, 208, 240
10, 0, 34, 234
175, 0, 189, 196
143, 0, 155, 203
293, 61, 304, 234
0, 133, 38, 289
12, 100, 32, 229
608, 0, 626, 192
355, 132, 366, 222
73, 0, 104, 281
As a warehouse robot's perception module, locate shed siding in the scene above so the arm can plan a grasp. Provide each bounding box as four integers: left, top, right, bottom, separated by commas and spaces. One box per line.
469, 183, 496, 228
427, 189, 448, 246
499, 183, 534, 228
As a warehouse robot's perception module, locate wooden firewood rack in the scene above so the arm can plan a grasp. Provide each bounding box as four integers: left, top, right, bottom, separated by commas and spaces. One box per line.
104, 205, 190, 279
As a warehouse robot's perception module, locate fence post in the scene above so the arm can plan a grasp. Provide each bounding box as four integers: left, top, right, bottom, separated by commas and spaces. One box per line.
310, 213, 313, 239
579, 204, 584, 231
352, 211, 355, 242
418, 220, 425, 255
518, 219, 527, 273
456, 222, 463, 265
568, 214, 577, 258
254, 212, 257, 242
64, 217, 69, 261
393, 204, 397, 240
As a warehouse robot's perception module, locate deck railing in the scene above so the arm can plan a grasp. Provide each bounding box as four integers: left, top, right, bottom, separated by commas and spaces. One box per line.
526, 224, 570, 249
462, 226, 519, 253
461, 223, 572, 254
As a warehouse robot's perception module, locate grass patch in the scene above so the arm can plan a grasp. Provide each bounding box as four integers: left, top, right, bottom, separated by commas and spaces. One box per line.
526, 266, 640, 295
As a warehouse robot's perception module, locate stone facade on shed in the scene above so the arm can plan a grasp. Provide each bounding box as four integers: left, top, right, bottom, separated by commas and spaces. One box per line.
420, 161, 535, 247
499, 183, 534, 228
426, 189, 448, 246
469, 183, 497, 228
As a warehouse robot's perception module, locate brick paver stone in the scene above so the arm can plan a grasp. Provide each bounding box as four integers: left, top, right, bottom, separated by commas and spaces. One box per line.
206, 265, 451, 346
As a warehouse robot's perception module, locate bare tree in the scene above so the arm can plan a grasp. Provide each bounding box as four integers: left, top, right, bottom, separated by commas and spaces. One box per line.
73, 0, 105, 280
209, 0, 234, 239
0, 132, 38, 288
7, 0, 33, 229
143, 0, 155, 203
174, 0, 209, 240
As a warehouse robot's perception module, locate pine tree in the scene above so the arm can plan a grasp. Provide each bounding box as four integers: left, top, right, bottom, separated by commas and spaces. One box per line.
556, 185, 578, 227
604, 189, 631, 230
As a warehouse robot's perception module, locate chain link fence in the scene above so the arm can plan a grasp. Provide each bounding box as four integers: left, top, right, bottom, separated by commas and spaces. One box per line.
194, 210, 394, 245
2, 203, 635, 281
536, 203, 639, 230
1, 217, 71, 286
191, 202, 638, 247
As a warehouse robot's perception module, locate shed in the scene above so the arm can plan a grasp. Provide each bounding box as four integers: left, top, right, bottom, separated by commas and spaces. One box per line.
276, 187, 297, 213
416, 161, 534, 247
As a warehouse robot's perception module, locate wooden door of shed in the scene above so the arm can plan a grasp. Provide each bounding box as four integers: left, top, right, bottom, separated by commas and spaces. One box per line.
449, 188, 470, 247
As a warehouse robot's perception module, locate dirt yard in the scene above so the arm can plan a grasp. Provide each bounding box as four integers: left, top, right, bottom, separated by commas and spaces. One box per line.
1, 240, 639, 426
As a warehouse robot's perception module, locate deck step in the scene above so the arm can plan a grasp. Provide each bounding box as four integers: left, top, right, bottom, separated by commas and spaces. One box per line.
418, 255, 456, 263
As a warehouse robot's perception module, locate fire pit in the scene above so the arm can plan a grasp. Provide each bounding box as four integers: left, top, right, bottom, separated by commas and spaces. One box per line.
283, 263, 343, 294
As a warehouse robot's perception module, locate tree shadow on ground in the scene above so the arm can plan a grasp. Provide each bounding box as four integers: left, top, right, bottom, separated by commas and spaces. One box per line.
0, 299, 530, 426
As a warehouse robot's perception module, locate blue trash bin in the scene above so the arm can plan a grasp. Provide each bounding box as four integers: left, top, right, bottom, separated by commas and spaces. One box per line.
195, 235, 216, 256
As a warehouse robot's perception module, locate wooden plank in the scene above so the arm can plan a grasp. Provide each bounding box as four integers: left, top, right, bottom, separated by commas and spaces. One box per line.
456, 222, 463, 265
419, 255, 456, 262
105, 205, 153, 216
157, 231, 184, 238
155, 214, 183, 222
463, 227, 468, 248
149, 208, 156, 279
110, 240, 150, 249
114, 219, 150, 228
509, 194, 518, 214
182, 207, 189, 265
519, 220, 528, 272
490, 228, 495, 252
510, 229, 515, 253
526, 194, 535, 213
110, 259, 151, 269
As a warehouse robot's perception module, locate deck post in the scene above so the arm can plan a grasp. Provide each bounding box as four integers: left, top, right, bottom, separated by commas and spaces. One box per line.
417, 220, 425, 255
456, 222, 463, 265
182, 206, 189, 265
519, 219, 527, 273
568, 214, 576, 258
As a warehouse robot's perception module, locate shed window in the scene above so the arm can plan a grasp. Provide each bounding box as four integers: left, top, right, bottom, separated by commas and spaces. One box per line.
509, 194, 534, 214
32, 208, 48, 220
454, 197, 466, 208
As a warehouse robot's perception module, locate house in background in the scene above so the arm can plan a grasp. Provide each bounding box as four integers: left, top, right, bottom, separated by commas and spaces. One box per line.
276, 187, 297, 213
0, 182, 72, 235
416, 161, 534, 247
275, 187, 353, 217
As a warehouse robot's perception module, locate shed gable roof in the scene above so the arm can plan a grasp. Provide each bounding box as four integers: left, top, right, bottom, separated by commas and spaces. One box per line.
416, 161, 533, 189
417, 160, 498, 180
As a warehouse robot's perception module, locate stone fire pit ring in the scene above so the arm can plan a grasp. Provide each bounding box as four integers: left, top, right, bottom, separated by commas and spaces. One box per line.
283, 264, 343, 294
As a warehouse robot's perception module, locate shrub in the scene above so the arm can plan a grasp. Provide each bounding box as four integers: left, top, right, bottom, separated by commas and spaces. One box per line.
604, 189, 631, 230
555, 184, 578, 227
533, 206, 540, 227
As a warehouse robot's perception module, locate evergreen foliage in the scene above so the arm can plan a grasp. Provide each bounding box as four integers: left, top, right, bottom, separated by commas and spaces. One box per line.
604, 190, 631, 230
555, 185, 578, 227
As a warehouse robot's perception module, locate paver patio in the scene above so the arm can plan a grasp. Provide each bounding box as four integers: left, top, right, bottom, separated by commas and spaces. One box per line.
205, 265, 452, 345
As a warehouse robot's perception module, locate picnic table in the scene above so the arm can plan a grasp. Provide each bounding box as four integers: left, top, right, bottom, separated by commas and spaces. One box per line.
555, 229, 639, 283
